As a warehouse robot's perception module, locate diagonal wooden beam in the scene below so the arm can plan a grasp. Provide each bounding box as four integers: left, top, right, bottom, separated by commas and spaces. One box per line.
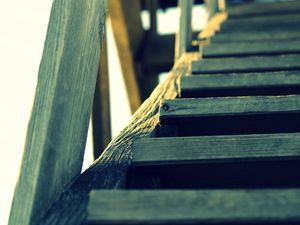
8, 1, 108, 224
109, 0, 143, 113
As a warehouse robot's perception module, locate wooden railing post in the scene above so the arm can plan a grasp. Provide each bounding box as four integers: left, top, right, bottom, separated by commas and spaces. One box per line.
175, 0, 194, 60
9, 1, 108, 224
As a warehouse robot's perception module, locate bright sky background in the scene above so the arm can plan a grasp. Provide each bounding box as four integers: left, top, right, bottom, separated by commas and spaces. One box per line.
0, 1, 206, 224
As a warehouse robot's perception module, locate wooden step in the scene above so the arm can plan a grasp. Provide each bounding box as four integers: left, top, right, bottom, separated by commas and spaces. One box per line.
211, 30, 300, 43
87, 189, 300, 224
160, 95, 300, 121
192, 54, 300, 74
203, 40, 300, 57
129, 133, 300, 188
159, 95, 300, 136
133, 133, 300, 166
228, 0, 300, 18
223, 13, 300, 30
180, 71, 300, 97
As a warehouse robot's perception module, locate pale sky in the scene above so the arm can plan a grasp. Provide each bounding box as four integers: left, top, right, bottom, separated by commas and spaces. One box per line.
0, 2, 206, 224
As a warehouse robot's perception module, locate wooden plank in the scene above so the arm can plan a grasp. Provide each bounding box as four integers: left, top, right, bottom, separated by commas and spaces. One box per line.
228, 0, 300, 18
8, 1, 108, 225
175, 0, 193, 59
87, 189, 300, 224
223, 13, 300, 32
180, 70, 300, 97
109, 0, 142, 112
160, 95, 300, 120
133, 133, 300, 166
211, 30, 300, 43
92, 30, 111, 159
192, 54, 300, 74
203, 39, 300, 57
36, 53, 196, 224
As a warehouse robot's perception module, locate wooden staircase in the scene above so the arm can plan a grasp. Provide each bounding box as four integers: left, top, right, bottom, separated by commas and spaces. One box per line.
86, 1, 300, 224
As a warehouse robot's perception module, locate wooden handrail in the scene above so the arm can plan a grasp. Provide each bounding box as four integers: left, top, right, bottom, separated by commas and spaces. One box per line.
9, 1, 108, 224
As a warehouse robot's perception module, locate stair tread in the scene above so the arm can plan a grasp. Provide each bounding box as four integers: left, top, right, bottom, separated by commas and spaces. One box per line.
160, 95, 300, 120
203, 39, 300, 57
181, 70, 300, 93
192, 54, 300, 74
133, 133, 300, 166
228, 0, 300, 18
211, 30, 300, 43
87, 189, 300, 224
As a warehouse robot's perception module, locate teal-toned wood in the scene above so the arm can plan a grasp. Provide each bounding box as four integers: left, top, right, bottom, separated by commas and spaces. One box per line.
160, 95, 300, 120
203, 40, 300, 57
87, 189, 300, 224
211, 30, 300, 43
228, 0, 300, 18
192, 54, 300, 74
180, 70, 300, 96
175, 0, 193, 59
133, 133, 300, 166
8, 1, 108, 225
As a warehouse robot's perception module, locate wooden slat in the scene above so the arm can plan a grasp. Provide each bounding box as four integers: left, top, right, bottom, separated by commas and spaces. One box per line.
203, 40, 300, 57
222, 13, 300, 32
160, 95, 300, 120
87, 189, 300, 224
180, 70, 300, 97
228, 0, 300, 18
8, 1, 108, 225
211, 30, 300, 43
192, 54, 300, 74
133, 133, 300, 166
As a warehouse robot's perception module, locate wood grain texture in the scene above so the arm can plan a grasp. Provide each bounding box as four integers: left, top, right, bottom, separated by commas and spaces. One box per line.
160, 95, 300, 120
181, 70, 300, 92
203, 39, 300, 57
228, 0, 300, 18
133, 133, 300, 166
36, 53, 196, 225
192, 54, 300, 74
8, 1, 108, 225
87, 189, 300, 224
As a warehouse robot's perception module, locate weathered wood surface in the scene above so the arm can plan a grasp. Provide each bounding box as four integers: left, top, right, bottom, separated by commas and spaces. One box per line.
180, 70, 300, 97
160, 95, 300, 120
36, 53, 196, 225
9, 1, 108, 225
175, 0, 193, 59
203, 39, 300, 57
87, 189, 300, 224
192, 54, 300, 74
181, 70, 300, 91
133, 133, 300, 166
211, 30, 300, 43
92, 31, 111, 159
109, 0, 143, 112
228, 0, 300, 18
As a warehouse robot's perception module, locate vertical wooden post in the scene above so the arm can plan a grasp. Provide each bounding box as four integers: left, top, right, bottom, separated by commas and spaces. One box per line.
92, 29, 111, 159
175, 0, 194, 60
146, 0, 158, 34
8, 1, 108, 225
